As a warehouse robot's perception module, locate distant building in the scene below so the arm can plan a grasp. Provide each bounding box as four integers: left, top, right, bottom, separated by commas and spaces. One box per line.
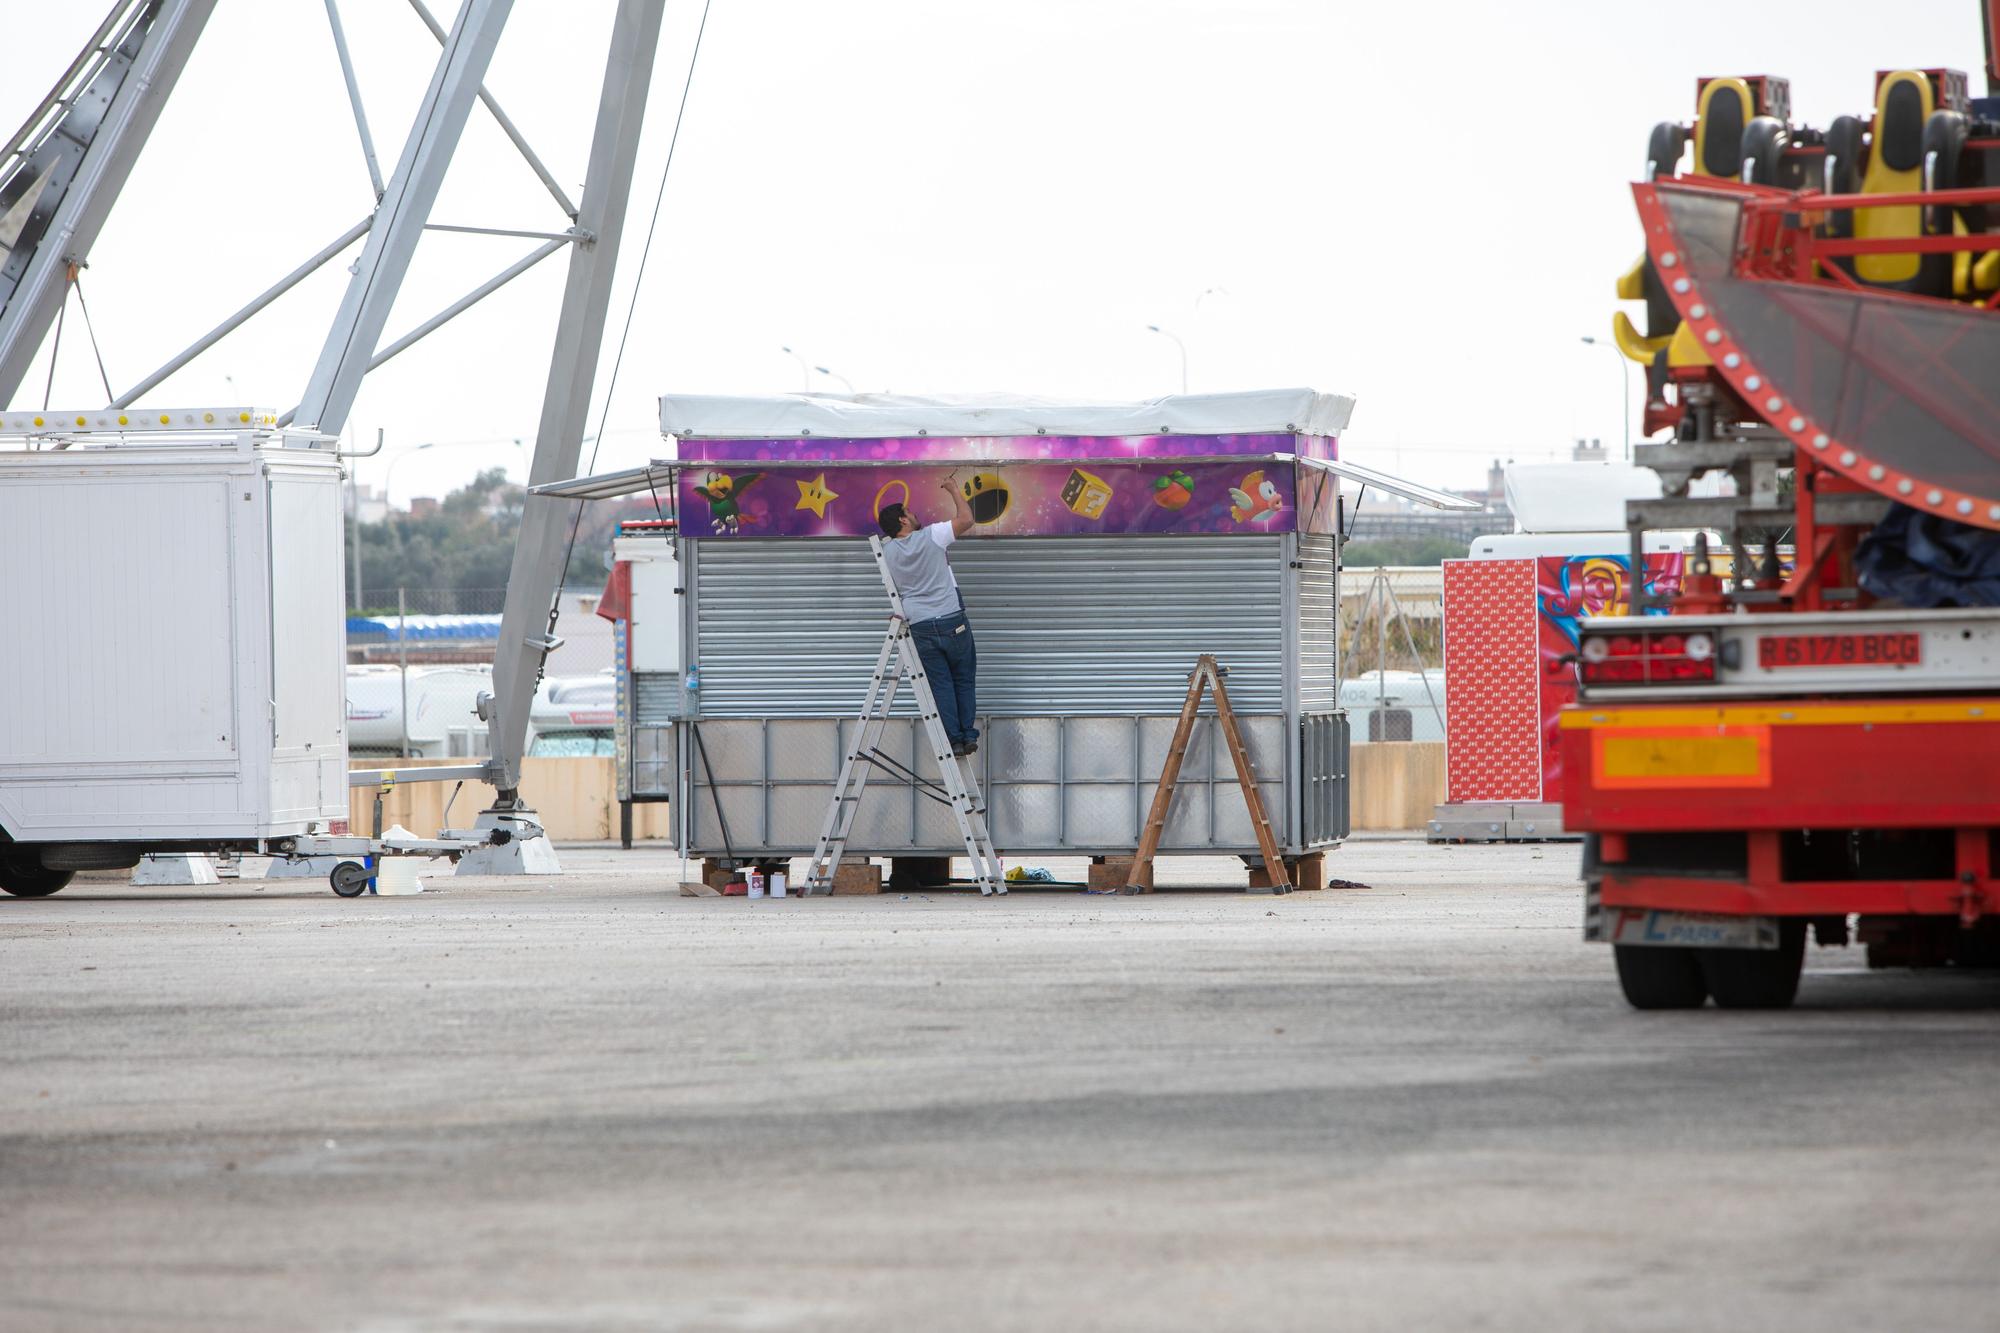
345, 483, 389, 525
409, 496, 440, 519
1571, 438, 1607, 463
546, 590, 615, 677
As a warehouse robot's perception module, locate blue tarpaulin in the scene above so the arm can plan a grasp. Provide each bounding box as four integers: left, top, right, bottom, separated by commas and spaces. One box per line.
344, 614, 503, 641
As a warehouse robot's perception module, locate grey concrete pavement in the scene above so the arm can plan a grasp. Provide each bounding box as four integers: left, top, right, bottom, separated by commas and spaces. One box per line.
4, 841, 1999, 1331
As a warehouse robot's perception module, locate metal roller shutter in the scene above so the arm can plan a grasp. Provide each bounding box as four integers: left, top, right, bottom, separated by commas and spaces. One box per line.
692, 535, 1286, 717
1296, 533, 1338, 711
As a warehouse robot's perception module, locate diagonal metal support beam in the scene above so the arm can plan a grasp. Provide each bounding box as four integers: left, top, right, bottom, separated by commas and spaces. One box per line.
323, 0, 387, 199
485, 0, 668, 796
114, 216, 372, 408
293, 0, 515, 437
362, 236, 567, 374
407, 0, 580, 220
277, 233, 570, 427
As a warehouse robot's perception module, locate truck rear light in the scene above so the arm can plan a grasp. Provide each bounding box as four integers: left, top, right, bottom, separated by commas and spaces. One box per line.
1577, 627, 1720, 685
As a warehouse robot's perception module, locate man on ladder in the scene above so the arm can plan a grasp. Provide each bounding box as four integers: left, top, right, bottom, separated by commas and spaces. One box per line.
805, 476, 1003, 896
876, 476, 981, 756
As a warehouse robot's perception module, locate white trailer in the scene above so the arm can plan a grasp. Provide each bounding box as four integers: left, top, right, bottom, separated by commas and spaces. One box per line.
0, 412, 395, 894
346, 664, 517, 759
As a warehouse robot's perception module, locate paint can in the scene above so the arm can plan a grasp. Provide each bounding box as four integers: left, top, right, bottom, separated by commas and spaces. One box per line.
746, 868, 765, 898
769, 872, 787, 898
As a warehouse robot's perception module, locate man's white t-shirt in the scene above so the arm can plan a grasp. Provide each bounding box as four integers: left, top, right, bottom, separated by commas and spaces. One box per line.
882, 521, 961, 621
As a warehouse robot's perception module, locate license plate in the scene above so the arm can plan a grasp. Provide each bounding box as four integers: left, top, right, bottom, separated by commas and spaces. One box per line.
1595, 907, 1778, 950
1757, 631, 1922, 668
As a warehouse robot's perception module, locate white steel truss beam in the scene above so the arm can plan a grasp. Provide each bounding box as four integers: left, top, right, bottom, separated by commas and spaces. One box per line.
292, 0, 515, 438
485, 0, 668, 797
0, 0, 218, 407
406, 0, 580, 220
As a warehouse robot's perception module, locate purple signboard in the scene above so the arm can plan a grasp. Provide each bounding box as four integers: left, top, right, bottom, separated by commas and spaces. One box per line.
680, 458, 1301, 538
680, 431, 1335, 465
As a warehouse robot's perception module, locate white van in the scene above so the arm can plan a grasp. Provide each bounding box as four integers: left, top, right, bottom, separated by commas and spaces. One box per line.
528, 673, 617, 757
345, 665, 517, 759
1339, 670, 1446, 744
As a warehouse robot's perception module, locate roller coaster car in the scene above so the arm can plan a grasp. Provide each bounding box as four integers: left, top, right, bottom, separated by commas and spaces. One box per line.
1820, 68, 1996, 297
1615, 68, 2000, 444
1617, 77, 1816, 435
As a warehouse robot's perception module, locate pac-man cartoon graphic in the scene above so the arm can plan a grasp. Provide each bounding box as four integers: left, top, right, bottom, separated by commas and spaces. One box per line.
696, 469, 763, 533
1228, 470, 1283, 524
794, 472, 839, 519
960, 472, 1010, 524
1060, 467, 1113, 520
1151, 469, 1195, 511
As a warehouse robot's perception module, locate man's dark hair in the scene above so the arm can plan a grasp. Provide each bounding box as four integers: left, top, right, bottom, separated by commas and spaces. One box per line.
878, 503, 907, 537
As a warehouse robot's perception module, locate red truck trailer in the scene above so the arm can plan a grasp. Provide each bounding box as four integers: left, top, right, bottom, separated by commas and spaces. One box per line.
1563, 30, 2000, 1007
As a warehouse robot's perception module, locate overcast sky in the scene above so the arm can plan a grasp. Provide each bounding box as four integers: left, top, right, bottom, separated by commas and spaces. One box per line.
3, 0, 1988, 505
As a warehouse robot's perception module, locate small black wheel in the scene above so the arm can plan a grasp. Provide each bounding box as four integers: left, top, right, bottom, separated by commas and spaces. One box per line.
329, 860, 372, 898
1614, 944, 1709, 1009
1700, 920, 1807, 1010
0, 854, 74, 898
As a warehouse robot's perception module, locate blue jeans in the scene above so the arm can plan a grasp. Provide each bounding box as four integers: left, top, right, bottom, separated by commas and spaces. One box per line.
908, 600, 978, 746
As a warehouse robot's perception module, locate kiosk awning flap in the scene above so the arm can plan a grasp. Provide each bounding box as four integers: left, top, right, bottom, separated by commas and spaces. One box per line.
533, 461, 675, 502
1296, 456, 1483, 511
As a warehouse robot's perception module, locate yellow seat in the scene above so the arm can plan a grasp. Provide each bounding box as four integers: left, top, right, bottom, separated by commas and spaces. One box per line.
1853, 71, 1932, 286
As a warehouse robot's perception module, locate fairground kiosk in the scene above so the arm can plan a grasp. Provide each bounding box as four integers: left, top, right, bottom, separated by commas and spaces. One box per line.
542, 390, 1473, 886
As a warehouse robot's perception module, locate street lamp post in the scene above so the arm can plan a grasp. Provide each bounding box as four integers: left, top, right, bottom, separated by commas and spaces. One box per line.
1579, 335, 1632, 461
815, 364, 855, 394
383, 440, 438, 510
780, 345, 810, 392
1146, 323, 1188, 393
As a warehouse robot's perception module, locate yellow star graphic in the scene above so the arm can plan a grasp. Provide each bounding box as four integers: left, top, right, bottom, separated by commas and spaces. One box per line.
794, 472, 839, 518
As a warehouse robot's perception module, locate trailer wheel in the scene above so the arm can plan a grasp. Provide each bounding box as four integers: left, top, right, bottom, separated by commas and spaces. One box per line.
329, 861, 372, 898
1699, 921, 1806, 1010
0, 854, 74, 898
1613, 945, 1708, 1009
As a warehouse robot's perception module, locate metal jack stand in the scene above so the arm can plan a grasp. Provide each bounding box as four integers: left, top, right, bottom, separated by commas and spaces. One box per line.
1126, 655, 1289, 895
805, 536, 1004, 897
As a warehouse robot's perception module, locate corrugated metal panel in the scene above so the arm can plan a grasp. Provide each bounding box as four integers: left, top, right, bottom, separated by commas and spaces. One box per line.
1297, 534, 1338, 711
633, 672, 683, 725
693, 536, 1285, 717
1299, 710, 1350, 846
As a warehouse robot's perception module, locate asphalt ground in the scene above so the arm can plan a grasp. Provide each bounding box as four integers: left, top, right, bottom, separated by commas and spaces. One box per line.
4, 839, 1999, 1331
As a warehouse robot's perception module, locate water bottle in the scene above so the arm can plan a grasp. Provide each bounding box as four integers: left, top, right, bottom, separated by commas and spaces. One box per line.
684, 663, 700, 713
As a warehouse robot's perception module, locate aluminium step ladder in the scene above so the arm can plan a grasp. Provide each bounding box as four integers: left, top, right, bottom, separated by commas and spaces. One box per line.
803, 535, 1006, 896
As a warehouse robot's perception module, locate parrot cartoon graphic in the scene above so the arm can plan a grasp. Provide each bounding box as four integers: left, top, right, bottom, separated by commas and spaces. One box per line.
1228, 470, 1284, 524
696, 470, 763, 533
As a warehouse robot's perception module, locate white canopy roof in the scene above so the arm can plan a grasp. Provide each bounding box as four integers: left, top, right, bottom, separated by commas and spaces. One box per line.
657, 388, 1356, 439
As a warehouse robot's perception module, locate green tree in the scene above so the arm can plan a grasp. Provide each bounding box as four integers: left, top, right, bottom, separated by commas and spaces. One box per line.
351, 468, 666, 610
1341, 534, 1469, 567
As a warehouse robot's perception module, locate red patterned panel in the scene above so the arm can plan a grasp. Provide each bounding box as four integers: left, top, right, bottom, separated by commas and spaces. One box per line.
1442, 559, 1542, 802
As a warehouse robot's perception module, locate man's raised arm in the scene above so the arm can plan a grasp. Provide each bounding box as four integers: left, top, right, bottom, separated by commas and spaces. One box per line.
941, 476, 976, 537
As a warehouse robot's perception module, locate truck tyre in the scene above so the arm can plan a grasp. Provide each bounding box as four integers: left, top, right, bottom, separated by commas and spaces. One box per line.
1614, 945, 1708, 1009
0, 854, 75, 897
1699, 920, 1807, 1009
38, 843, 144, 871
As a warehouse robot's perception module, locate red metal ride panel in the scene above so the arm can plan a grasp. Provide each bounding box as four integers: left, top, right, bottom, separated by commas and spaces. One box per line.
1442, 559, 1542, 801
